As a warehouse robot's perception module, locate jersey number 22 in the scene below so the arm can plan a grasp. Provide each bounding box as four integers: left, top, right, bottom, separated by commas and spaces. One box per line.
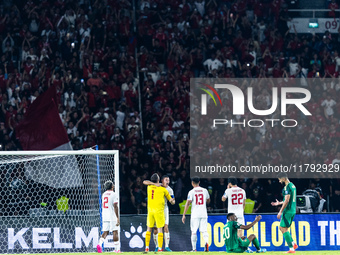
231, 193, 243, 205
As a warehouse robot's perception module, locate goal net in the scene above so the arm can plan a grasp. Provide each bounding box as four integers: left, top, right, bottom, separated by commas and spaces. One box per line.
0, 149, 119, 253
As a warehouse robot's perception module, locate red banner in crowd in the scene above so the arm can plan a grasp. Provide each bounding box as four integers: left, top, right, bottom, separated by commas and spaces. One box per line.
16, 85, 70, 150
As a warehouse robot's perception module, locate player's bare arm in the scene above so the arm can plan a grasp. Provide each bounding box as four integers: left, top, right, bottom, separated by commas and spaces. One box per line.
277, 194, 290, 219
271, 199, 284, 206
114, 203, 120, 226
169, 197, 175, 205
165, 189, 175, 205
221, 195, 226, 202
206, 198, 211, 204
143, 180, 161, 187
240, 215, 262, 230
182, 199, 192, 224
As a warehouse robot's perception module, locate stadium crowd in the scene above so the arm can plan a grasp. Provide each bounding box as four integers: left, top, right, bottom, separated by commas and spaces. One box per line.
0, 0, 339, 215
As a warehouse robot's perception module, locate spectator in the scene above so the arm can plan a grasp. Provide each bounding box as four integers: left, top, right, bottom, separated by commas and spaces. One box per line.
251, 188, 263, 213
87, 71, 103, 88
315, 187, 327, 212
328, 0, 339, 18
332, 188, 340, 212
203, 53, 223, 73
321, 94, 336, 119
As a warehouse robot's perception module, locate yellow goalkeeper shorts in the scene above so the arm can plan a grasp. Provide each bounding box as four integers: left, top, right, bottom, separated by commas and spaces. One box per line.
147, 210, 165, 228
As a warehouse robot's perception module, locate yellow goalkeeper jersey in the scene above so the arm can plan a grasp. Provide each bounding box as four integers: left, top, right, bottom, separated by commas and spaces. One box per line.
147, 185, 171, 212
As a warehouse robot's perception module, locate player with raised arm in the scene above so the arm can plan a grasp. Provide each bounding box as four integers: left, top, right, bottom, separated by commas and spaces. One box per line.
182, 176, 210, 252
97, 180, 120, 253
144, 173, 175, 253
271, 173, 298, 254
223, 213, 266, 253
143, 175, 175, 252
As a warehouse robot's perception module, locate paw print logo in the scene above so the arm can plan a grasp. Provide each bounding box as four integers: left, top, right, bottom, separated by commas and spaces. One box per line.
124, 224, 146, 249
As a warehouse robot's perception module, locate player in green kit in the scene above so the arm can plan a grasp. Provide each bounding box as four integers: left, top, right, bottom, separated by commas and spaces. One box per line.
271, 173, 298, 253
223, 213, 267, 253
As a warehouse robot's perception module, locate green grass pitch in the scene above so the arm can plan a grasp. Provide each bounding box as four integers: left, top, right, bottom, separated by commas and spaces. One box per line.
25, 252, 340, 255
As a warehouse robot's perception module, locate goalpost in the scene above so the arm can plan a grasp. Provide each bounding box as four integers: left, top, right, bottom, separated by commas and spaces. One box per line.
0, 149, 119, 253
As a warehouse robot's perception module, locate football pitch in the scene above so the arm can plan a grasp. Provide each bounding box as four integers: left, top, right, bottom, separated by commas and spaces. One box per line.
24, 252, 340, 255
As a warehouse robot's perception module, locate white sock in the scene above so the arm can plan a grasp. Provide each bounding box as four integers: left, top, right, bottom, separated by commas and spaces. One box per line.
98, 237, 105, 246
191, 233, 197, 250
114, 241, 120, 251
164, 232, 170, 248
154, 234, 158, 247
202, 231, 209, 245
290, 247, 294, 251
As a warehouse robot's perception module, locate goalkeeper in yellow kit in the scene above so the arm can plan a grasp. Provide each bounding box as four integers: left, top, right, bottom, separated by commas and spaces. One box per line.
144, 173, 175, 253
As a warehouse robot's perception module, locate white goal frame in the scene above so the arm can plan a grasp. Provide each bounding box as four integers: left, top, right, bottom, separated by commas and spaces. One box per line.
0, 149, 119, 253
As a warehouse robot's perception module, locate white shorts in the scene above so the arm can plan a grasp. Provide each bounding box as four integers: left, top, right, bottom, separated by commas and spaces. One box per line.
102, 221, 119, 232
190, 218, 207, 233
164, 207, 169, 225
110, 221, 119, 231
102, 221, 110, 232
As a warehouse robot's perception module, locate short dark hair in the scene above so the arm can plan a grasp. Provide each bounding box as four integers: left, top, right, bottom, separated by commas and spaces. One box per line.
161, 175, 169, 181
151, 173, 159, 183
277, 173, 288, 179
104, 180, 113, 191
228, 176, 237, 185
227, 213, 235, 220
191, 176, 200, 184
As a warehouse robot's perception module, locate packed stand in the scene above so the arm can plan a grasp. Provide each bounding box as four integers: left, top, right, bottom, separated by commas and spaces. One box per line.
134, 0, 340, 213
0, 0, 338, 214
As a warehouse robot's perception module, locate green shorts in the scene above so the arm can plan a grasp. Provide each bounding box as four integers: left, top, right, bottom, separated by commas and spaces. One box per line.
227, 238, 250, 253
280, 213, 295, 228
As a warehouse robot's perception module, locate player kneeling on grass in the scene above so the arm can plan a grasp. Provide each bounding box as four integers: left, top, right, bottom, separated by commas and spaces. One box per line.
97, 181, 120, 253
223, 213, 266, 253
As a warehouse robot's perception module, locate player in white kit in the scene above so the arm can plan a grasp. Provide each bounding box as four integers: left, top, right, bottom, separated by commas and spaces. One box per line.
222, 177, 254, 253
222, 177, 246, 237
182, 177, 210, 252
143, 175, 175, 252
97, 180, 120, 253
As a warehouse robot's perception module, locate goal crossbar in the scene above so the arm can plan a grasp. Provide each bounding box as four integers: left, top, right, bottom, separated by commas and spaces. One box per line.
0, 150, 118, 156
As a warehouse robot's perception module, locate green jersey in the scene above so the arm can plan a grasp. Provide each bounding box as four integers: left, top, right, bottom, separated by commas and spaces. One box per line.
223, 221, 241, 252
282, 182, 296, 214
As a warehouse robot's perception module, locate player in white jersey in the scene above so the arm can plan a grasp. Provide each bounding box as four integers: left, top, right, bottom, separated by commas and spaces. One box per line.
143, 175, 175, 252
222, 177, 246, 237
182, 176, 210, 252
97, 181, 120, 253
